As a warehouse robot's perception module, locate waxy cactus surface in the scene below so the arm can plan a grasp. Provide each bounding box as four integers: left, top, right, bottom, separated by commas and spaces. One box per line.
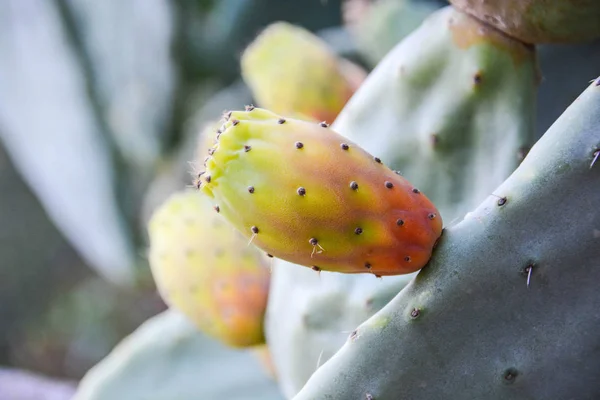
294, 79, 600, 400
148, 191, 270, 348
199, 108, 443, 276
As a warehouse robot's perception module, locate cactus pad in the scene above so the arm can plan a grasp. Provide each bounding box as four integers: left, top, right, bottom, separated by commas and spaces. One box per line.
199, 108, 443, 276
148, 191, 270, 348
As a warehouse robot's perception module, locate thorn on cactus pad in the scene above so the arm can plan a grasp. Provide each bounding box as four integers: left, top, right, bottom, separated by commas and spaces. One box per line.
311, 265, 321, 272
232, 119, 240, 126
350, 181, 359, 190
497, 197, 507, 206
295, 141, 304, 149
223, 111, 232, 120
595, 77, 600, 86
473, 71, 483, 84
309, 238, 318, 246
404, 256, 411, 262
319, 121, 329, 127
245, 104, 255, 111
503, 368, 518, 383
517, 146, 529, 162
354, 227, 363, 235
267, 253, 273, 258
522, 263, 535, 288
374, 156, 382, 164
366, 394, 374, 400
278, 118, 286, 124
340, 143, 349, 150
364, 262, 372, 269
394, 170, 402, 175
590, 149, 599, 169
248, 186, 255, 194
205, 175, 211, 183
410, 308, 420, 319
244, 145, 251, 152
396, 219, 405, 226
350, 329, 358, 340
385, 181, 393, 189
297, 187, 306, 196
412, 188, 420, 194
208, 148, 215, 155
214, 206, 220, 213
374, 274, 382, 279
428, 213, 437, 220
251, 226, 259, 234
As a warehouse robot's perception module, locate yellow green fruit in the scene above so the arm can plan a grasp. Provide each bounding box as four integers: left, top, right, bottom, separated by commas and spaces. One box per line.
450, 0, 600, 44
241, 22, 366, 123
148, 190, 270, 348
200, 108, 443, 276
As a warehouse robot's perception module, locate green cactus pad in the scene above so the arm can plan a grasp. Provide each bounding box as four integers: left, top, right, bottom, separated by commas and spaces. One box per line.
334, 6, 537, 223
74, 311, 283, 400
294, 79, 600, 399
200, 108, 443, 276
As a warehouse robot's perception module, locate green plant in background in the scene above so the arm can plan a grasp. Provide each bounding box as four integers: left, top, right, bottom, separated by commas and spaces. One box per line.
241, 22, 366, 123
5, 0, 598, 398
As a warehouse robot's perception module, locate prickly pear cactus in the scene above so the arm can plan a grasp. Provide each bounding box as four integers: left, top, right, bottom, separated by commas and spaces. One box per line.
74, 310, 283, 400
294, 79, 600, 399
266, 6, 538, 397
148, 190, 270, 348
199, 108, 443, 276
241, 22, 366, 123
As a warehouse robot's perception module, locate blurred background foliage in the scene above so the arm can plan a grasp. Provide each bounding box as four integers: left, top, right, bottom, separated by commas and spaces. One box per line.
0, 0, 599, 397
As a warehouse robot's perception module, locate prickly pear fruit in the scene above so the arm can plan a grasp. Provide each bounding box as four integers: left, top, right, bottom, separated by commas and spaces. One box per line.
252, 345, 278, 380
450, 0, 600, 44
148, 190, 270, 348
199, 108, 443, 276
241, 22, 366, 123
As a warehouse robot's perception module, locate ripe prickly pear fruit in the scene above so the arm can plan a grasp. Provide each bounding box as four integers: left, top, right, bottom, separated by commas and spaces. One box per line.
241, 22, 366, 123
199, 108, 443, 276
148, 190, 270, 348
